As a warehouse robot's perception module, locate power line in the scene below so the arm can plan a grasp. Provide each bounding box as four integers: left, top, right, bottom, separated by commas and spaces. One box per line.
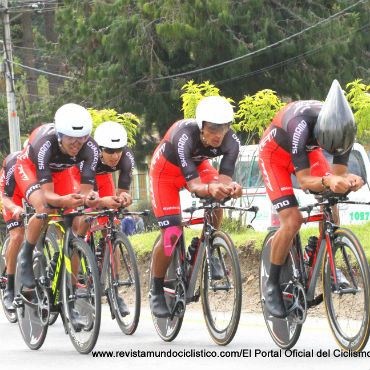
6, 59, 76, 80
145, 0, 366, 82
215, 21, 370, 85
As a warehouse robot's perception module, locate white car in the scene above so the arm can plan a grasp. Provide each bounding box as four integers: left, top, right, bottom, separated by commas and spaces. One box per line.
180, 143, 370, 231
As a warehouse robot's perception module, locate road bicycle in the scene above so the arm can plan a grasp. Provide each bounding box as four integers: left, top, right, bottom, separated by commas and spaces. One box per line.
85, 207, 149, 335
149, 197, 258, 345
260, 191, 370, 351
14, 207, 101, 354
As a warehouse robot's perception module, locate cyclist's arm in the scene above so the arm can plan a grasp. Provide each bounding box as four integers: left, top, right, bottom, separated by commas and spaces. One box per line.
118, 188, 132, 207
296, 168, 352, 193
187, 177, 230, 200
41, 182, 84, 208
332, 164, 363, 191
1, 195, 24, 220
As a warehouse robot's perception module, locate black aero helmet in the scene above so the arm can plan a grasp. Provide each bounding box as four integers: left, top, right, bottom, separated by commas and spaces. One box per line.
314, 79, 356, 156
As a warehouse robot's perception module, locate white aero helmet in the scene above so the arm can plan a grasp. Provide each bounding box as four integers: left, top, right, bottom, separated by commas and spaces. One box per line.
94, 121, 128, 148
54, 103, 93, 137
195, 96, 234, 130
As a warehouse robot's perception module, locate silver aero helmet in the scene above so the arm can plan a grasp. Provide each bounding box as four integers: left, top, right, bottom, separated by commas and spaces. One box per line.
314, 79, 356, 156
94, 121, 127, 148
54, 103, 93, 137
195, 96, 234, 130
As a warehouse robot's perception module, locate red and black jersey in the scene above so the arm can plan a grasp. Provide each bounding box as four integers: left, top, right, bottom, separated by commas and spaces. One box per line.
0, 151, 21, 198
25, 123, 99, 185
155, 119, 240, 181
260, 101, 350, 173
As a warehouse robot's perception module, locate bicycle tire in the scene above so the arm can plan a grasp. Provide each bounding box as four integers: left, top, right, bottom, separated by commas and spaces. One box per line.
149, 235, 183, 342
42, 230, 60, 326
61, 237, 101, 354
0, 235, 17, 323
108, 232, 141, 335
200, 230, 242, 345
15, 245, 48, 350
322, 228, 370, 352
259, 230, 302, 349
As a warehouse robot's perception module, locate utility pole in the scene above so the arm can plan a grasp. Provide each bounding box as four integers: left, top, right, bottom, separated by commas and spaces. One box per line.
1, 0, 21, 152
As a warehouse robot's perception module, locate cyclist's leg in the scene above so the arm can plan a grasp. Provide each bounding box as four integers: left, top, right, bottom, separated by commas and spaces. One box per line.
15, 159, 49, 288
149, 159, 184, 318
259, 145, 302, 317
3, 223, 25, 310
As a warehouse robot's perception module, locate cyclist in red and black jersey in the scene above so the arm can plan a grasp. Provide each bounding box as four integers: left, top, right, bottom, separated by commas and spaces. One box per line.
149, 96, 243, 318
73, 121, 134, 316
259, 80, 363, 318
0, 151, 25, 311
15, 104, 100, 292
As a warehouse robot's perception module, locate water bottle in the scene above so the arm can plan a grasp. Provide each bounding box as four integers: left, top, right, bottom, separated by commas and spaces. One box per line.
186, 237, 199, 265
304, 236, 318, 266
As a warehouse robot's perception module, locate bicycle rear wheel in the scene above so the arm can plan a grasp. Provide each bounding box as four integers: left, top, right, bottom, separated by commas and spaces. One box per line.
149, 235, 184, 342
0, 236, 17, 323
260, 230, 302, 349
15, 246, 48, 350
201, 231, 242, 345
323, 228, 370, 352
108, 232, 141, 335
62, 238, 101, 354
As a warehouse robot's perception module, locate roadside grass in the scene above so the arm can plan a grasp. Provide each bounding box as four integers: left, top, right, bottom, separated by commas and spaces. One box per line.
129, 222, 370, 261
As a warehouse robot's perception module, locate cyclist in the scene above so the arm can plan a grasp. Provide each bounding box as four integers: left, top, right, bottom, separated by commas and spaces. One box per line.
74, 120, 134, 316
149, 96, 242, 318
0, 151, 25, 311
258, 80, 363, 318
14, 104, 100, 306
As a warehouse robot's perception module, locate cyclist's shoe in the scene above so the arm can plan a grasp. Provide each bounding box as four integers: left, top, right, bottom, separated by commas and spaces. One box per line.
264, 280, 287, 318
331, 268, 350, 290
149, 291, 170, 318
3, 289, 15, 312
17, 248, 36, 289
70, 308, 88, 332
210, 255, 224, 280
117, 296, 130, 317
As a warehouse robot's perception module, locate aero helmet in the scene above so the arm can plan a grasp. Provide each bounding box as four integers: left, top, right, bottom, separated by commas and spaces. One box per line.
195, 96, 234, 130
94, 121, 128, 148
54, 103, 93, 137
314, 80, 356, 155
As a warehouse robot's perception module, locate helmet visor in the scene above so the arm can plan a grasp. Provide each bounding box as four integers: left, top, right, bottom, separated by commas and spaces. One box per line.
203, 122, 230, 134
62, 134, 90, 145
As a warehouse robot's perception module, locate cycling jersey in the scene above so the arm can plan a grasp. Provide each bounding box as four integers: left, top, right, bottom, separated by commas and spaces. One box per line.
259, 100, 350, 212
150, 119, 240, 228
15, 123, 99, 200
0, 152, 24, 230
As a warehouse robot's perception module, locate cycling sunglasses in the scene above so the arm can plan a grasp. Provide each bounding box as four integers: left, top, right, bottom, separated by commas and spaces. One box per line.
204, 122, 231, 134
62, 134, 90, 145
101, 147, 124, 154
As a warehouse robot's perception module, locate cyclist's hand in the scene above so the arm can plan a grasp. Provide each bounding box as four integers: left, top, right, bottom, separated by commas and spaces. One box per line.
327, 175, 351, 194
119, 192, 132, 207
85, 191, 100, 208
345, 173, 364, 191
209, 183, 230, 201
101, 196, 121, 209
62, 193, 84, 208
225, 182, 242, 199
12, 206, 25, 221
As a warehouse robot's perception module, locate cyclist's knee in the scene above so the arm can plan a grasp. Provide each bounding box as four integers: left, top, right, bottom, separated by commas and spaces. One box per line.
9, 228, 25, 245
163, 226, 182, 257
279, 208, 303, 234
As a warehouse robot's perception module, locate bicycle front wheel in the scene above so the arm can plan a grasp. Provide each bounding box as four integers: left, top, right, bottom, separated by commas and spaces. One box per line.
260, 230, 302, 349
201, 231, 242, 345
149, 235, 184, 342
323, 228, 370, 352
0, 236, 17, 323
108, 232, 141, 335
62, 237, 101, 354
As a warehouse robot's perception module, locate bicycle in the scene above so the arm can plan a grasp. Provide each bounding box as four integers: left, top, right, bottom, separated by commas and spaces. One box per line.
14, 206, 101, 354
149, 197, 258, 345
260, 191, 370, 351
85, 207, 149, 335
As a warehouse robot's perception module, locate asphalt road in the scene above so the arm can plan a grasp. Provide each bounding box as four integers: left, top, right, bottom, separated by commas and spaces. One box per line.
1, 305, 370, 370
